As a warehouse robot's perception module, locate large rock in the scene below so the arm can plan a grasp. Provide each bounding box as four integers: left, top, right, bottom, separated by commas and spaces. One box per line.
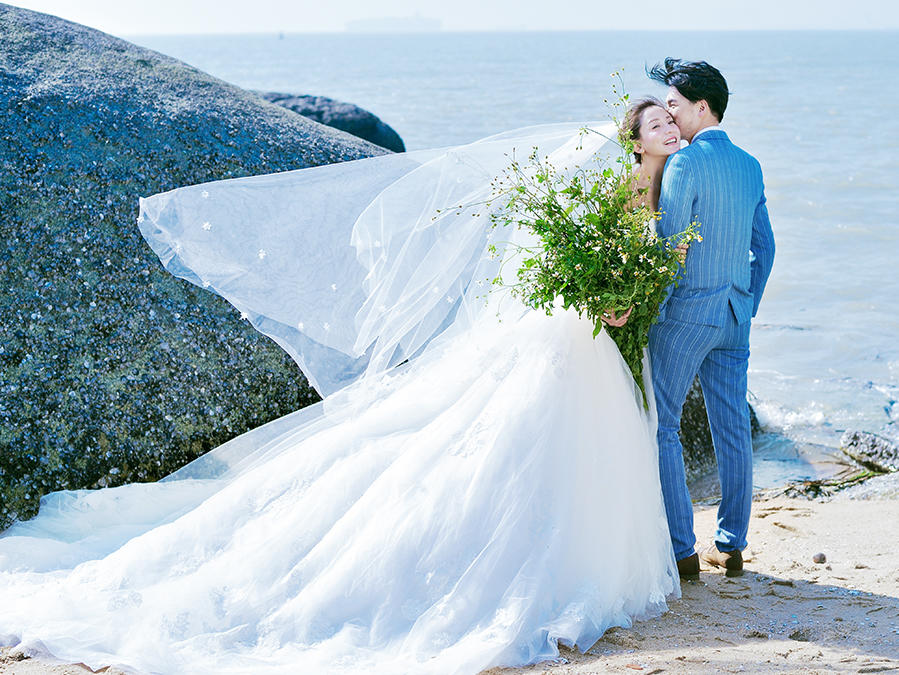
258, 92, 406, 153
840, 431, 899, 473
0, 4, 388, 530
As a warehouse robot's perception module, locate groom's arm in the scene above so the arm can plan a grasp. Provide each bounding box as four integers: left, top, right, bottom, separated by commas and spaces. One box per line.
749, 186, 775, 317
656, 152, 696, 241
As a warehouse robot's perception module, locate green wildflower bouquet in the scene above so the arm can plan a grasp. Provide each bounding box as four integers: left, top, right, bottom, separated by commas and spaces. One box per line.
487, 96, 700, 407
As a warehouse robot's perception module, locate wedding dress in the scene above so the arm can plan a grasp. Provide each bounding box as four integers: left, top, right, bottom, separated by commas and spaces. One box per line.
0, 123, 679, 674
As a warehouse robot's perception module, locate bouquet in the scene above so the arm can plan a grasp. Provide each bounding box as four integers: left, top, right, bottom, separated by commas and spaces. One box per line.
487, 123, 700, 408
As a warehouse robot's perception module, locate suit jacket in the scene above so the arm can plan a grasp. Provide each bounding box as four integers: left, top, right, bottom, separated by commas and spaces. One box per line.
656, 129, 775, 326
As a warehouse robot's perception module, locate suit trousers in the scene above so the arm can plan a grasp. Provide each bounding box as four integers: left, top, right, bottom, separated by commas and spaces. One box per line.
649, 310, 753, 561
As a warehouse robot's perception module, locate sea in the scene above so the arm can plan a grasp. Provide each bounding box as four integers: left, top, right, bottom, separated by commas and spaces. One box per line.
130, 30, 899, 490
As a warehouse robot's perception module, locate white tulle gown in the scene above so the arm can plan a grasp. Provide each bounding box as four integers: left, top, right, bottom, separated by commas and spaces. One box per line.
0, 123, 679, 674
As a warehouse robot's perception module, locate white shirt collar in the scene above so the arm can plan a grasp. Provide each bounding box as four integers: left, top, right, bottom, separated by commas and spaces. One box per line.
691, 125, 722, 140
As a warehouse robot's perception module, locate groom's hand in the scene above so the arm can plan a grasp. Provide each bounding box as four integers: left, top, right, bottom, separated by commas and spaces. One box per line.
675, 243, 689, 265
601, 307, 633, 327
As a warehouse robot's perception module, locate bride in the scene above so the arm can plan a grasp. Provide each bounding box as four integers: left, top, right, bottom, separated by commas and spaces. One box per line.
0, 102, 683, 674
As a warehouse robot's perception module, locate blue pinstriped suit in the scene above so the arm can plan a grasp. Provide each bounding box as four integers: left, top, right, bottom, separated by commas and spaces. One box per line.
649, 128, 775, 561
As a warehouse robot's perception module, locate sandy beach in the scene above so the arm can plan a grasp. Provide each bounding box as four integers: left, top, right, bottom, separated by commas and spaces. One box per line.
2, 475, 897, 675
493, 475, 899, 675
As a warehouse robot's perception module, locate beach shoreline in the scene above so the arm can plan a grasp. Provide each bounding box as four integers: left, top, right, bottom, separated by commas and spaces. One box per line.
3, 476, 897, 675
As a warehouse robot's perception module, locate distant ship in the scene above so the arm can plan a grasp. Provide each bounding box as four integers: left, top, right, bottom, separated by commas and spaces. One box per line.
345, 15, 442, 33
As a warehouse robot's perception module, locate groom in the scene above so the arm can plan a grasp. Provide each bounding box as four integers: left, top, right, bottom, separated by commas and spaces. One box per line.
647, 59, 775, 579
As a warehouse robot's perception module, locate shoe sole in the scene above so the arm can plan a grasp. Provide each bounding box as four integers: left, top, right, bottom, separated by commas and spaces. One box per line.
724, 568, 744, 577
679, 573, 700, 581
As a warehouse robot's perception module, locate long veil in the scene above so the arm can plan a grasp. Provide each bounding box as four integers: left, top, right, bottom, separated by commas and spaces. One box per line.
1, 121, 622, 564
0, 122, 624, 550
138, 122, 618, 396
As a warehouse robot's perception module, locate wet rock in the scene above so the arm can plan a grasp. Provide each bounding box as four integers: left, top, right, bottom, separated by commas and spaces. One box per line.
840, 430, 899, 474
0, 4, 387, 530
258, 92, 405, 153
743, 630, 768, 639
834, 471, 899, 501
788, 627, 813, 642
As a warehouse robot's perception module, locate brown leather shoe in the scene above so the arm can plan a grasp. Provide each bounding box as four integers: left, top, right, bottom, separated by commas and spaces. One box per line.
700, 544, 744, 577
677, 552, 700, 581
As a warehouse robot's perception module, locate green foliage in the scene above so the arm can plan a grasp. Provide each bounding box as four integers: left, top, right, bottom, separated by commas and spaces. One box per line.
488, 83, 700, 407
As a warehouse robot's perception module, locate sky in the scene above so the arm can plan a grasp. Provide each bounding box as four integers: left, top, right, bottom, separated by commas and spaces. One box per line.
4, 0, 899, 34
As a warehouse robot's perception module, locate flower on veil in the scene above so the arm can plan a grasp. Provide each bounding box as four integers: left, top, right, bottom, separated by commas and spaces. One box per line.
485, 114, 700, 408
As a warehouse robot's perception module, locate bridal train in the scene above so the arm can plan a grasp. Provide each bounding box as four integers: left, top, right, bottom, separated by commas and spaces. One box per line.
0, 122, 679, 674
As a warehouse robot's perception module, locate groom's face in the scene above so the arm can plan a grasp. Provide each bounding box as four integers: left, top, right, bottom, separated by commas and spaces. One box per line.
664, 87, 701, 142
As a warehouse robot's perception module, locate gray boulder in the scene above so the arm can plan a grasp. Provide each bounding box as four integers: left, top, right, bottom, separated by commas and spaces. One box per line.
258, 92, 406, 153
840, 430, 899, 473
0, 3, 387, 530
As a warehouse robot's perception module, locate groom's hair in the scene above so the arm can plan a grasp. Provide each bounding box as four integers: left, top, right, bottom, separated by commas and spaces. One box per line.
647, 58, 729, 122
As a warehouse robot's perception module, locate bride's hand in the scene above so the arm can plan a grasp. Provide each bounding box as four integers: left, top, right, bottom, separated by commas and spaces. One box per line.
601, 306, 633, 327
675, 243, 689, 265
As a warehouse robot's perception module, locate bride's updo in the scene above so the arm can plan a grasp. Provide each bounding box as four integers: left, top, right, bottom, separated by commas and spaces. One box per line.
621, 96, 666, 162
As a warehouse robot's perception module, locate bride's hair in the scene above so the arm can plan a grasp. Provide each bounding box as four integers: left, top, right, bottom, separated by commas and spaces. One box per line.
621, 96, 665, 162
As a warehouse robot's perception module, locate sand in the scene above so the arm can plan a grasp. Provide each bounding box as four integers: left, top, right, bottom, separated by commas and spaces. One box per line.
492, 487, 899, 675
3, 489, 897, 675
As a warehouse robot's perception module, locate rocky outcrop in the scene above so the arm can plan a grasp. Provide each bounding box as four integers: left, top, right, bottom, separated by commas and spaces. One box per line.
0, 4, 387, 530
258, 92, 406, 153
840, 431, 899, 473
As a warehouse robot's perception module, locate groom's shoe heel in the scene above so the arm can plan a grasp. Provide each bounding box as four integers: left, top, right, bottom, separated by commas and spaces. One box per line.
676, 553, 700, 581
700, 545, 744, 577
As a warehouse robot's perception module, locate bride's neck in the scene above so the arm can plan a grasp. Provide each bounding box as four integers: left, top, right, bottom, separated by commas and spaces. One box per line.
634, 154, 667, 211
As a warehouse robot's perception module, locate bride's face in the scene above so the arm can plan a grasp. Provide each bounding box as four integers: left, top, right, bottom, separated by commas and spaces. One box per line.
634, 106, 681, 159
